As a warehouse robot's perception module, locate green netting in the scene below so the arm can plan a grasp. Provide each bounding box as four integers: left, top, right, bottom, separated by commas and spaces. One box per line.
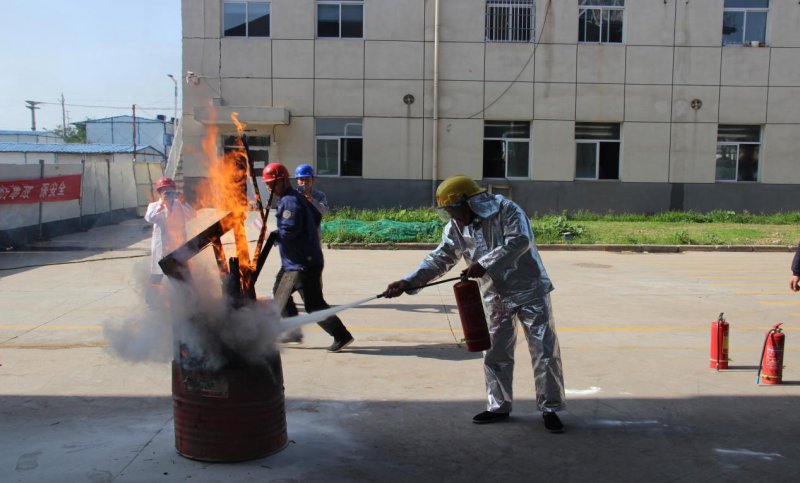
321, 219, 444, 243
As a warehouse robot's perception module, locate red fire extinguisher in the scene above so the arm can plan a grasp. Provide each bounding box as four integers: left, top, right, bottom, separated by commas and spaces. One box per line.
757, 323, 785, 385
710, 313, 729, 370
453, 275, 492, 353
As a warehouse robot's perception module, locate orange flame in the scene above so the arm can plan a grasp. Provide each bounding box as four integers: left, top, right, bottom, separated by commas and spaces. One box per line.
231, 111, 246, 136
196, 108, 253, 278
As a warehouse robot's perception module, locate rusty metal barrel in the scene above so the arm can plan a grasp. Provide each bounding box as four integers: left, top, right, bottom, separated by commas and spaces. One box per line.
172, 354, 288, 462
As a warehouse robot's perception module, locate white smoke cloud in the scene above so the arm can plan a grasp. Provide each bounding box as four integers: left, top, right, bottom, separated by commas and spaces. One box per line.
103, 251, 376, 370
103, 256, 285, 371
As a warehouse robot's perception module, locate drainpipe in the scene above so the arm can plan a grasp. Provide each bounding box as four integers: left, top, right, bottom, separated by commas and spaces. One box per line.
432, 0, 440, 204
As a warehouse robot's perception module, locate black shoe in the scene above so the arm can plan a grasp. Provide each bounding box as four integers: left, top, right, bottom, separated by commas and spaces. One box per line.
472, 411, 510, 424
543, 412, 564, 433
327, 335, 354, 353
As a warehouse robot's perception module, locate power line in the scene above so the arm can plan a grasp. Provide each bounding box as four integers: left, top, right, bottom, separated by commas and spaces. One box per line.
36, 101, 180, 110
468, 0, 552, 119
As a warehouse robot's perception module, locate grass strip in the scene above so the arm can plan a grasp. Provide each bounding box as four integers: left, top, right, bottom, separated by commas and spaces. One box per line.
321, 208, 800, 246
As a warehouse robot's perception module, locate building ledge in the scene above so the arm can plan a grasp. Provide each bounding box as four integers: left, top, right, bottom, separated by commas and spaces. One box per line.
193, 106, 290, 126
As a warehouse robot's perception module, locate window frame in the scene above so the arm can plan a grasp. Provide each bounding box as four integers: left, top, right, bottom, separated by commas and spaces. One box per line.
222, 134, 271, 173
483, 121, 532, 179
222, 1, 272, 38
574, 123, 622, 181
578, 1, 626, 45
314, 118, 364, 178
485, 0, 537, 44
715, 125, 762, 183
722, 1, 770, 47
316, 0, 365, 40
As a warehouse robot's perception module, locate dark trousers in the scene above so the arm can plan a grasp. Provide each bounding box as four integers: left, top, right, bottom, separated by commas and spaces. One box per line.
273, 266, 351, 341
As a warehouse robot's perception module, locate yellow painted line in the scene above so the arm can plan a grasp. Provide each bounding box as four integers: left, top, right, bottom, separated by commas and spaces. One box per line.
674, 270, 784, 274
7, 343, 798, 352
561, 346, 800, 351
332, 327, 455, 333
693, 277, 782, 280
733, 291, 797, 294
4, 325, 795, 333
709, 283, 786, 287
657, 266, 782, 269
758, 301, 800, 306
363, 327, 786, 333
0, 325, 103, 329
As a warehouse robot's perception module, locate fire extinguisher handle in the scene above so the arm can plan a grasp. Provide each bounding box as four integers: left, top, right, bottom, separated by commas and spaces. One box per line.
377, 276, 462, 298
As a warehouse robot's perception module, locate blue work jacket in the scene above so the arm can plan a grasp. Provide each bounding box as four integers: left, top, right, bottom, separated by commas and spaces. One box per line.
276, 187, 324, 271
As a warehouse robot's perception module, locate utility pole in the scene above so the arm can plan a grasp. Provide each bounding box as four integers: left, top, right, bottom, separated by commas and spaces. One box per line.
25, 100, 42, 131
167, 74, 178, 125
132, 104, 137, 162
60, 93, 67, 140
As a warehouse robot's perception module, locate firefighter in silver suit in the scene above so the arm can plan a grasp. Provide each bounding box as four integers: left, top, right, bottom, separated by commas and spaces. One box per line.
385, 174, 566, 432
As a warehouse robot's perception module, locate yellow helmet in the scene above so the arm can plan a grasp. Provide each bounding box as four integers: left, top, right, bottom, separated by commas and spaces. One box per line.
436, 174, 486, 207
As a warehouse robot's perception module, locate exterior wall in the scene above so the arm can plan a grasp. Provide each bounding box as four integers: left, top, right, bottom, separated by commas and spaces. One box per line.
0, 161, 157, 247
0, 150, 160, 165
181, 0, 800, 213
0, 133, 64, 144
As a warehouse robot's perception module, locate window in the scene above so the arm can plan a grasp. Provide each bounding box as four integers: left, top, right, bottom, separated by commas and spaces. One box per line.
317, 0, 364, 39
483, 121, 530, 179
223, 2, 271, 37
486, 1, 536, 43
223, 135, 270, 174
578, 0, 624, 44
315, 119, 363, 177
722, 0, 769, 46
575, 122, 621, 180
716, 125, 760, 182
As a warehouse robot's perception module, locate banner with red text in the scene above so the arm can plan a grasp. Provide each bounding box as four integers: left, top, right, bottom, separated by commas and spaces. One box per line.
0, 174, 82, 205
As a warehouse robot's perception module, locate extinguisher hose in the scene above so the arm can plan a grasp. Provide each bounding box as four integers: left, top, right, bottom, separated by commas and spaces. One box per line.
376, 276, 462, 298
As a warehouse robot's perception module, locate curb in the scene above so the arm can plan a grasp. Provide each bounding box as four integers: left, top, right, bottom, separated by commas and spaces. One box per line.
327, 243, 797, 253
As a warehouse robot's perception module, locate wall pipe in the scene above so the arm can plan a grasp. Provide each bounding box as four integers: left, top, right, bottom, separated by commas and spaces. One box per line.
432, 0, 440, 204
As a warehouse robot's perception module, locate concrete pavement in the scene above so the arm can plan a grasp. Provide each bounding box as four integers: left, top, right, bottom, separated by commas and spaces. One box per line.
1, 215, 799, 482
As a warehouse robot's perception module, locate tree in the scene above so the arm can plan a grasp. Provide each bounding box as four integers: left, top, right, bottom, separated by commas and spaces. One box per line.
50, 123, 86, 144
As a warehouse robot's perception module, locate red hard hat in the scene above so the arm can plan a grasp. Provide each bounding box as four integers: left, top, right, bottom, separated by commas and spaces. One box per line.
262, 163, 290, 183
156, 177, 177, 191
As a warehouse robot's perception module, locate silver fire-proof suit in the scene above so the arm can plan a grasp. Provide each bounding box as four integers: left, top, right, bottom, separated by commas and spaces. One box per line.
404, 192, 565, 413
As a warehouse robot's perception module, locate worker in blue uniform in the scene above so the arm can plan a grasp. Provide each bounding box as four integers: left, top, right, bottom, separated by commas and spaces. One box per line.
263, 163, 354, 352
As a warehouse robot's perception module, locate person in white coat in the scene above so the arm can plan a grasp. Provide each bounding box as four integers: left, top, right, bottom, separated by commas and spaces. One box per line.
144, 177, 196, 306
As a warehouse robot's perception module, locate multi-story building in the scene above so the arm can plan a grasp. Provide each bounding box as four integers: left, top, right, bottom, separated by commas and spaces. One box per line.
180, 0, 800, 213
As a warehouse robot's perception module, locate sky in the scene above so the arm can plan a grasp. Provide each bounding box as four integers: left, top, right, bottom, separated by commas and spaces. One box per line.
0, 0, 182, 132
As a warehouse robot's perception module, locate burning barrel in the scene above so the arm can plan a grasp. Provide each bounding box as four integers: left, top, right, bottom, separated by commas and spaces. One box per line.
172, 353, 288, 462
160, 113, 289, 462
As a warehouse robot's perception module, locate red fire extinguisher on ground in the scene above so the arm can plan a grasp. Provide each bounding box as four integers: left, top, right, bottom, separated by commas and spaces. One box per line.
453, 274, 492, 353
757, 323, 785, 385
710, 313, 729, 370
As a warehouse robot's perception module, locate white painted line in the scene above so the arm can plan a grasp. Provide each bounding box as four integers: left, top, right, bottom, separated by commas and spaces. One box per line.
565, 386, 601, 396
593, 420, 661, 426
713, 449, 784, 460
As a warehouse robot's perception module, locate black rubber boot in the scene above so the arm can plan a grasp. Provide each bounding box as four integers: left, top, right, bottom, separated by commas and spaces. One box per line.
543, 412, 564, 433
327, 334, 354, 353
472, 411, 510, 424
